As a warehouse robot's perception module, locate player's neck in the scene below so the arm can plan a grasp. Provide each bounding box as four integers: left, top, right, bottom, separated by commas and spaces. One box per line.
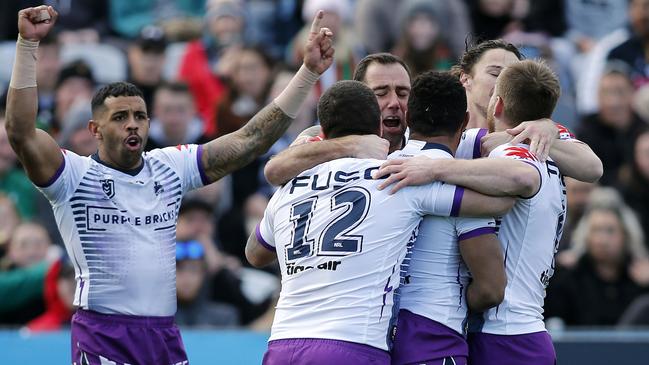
408, 133, 458, 156
467, 104, 488, 130
95, 149, 143, 174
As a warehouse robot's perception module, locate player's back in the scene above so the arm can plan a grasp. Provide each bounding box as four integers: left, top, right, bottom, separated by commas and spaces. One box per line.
258, 157, 461, 350
469, 144, 567, 335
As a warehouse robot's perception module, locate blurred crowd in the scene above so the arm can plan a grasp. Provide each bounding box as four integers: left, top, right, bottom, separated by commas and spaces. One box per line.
1, 0, 649, 332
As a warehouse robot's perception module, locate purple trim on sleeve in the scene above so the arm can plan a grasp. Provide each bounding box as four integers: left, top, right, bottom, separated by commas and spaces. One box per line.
520, 160, 543, 199
458, 227, 497, 241
255, 224, 275, 252
473, 129, 488, 159
450, 187, 465, 217
34, 154, 66, 188
196, 145, 210, 186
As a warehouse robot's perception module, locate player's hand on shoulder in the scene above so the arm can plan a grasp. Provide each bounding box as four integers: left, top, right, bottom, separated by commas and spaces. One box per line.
374, 155, 437, 194
18, 5, 58, 41
303, 10, 335, 75
344, 134, 389, 160
507, 118, 558, 161
481, 131, 512, 157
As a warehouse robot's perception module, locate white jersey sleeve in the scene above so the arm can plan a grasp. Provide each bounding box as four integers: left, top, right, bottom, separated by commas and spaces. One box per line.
456, 128, 488, 160
407, 182, 464, 218
146, 144, 208, 194
457, 217, 497, 242
37, 149, 92, 205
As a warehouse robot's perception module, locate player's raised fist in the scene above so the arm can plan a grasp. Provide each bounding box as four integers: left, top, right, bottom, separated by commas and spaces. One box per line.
18, 5, 58, 42
303, 10, 335, 75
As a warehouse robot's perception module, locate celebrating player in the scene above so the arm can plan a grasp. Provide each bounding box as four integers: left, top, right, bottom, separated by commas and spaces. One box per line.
4, 5, 334, 364
389, 71, 507, 365
375, 60, 568, 365
246, 80, 514, 365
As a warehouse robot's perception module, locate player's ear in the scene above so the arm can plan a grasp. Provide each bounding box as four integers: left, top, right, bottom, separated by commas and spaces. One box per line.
494, 96, 504, 118
460, 72, 471, 89
88, 120, 102, 140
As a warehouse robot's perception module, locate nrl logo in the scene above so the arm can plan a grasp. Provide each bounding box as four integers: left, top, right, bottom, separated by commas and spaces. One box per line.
100, 179, 115, 199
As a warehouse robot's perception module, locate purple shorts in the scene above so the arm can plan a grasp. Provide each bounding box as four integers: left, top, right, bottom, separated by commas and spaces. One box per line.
391, 309, 468, 365
71, 309, 189, 365
468, 331, 556, 365
263, 338, 390, 365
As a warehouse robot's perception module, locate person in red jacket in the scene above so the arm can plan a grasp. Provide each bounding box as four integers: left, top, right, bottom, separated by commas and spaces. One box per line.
26, 258, 74, 332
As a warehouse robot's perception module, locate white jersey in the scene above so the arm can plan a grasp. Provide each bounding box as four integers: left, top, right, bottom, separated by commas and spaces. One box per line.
256, 157, 465, 351
390, 140, 496, 336
37, 145, 207, 316
457, 134, 567, 335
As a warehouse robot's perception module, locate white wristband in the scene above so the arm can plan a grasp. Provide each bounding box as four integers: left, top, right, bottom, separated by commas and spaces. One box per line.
273, 64, 320, 118
10, 35, 39, 89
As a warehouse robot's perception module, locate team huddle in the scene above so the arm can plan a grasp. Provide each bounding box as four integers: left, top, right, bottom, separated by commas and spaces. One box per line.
6, 5, 602, 365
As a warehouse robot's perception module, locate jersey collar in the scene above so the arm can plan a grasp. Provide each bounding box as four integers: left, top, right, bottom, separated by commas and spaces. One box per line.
91, 153, 144, 176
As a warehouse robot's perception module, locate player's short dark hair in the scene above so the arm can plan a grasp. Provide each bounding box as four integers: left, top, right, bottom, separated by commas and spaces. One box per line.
451, 39, 523, 77
353, 53, 411, 83
497, 60, 560, 126
91, 82, 145, 116
318, 80, 381, 139
408, 71, 467, 137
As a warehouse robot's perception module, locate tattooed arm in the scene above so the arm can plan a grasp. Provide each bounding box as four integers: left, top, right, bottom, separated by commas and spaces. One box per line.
199, 10, 335, 183
201, 104, 293, 182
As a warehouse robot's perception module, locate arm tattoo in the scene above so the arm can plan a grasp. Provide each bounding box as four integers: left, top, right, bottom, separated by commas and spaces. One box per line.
203, 102, 293, 182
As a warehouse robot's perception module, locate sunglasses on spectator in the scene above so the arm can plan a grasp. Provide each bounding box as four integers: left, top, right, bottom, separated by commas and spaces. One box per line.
176, 240, 205, 261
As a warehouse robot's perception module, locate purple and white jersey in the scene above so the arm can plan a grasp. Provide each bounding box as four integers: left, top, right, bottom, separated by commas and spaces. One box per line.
391, 140, 496, 336
256, 157, 464, 351
461, 141, 567, 335
37, 145, 207, 316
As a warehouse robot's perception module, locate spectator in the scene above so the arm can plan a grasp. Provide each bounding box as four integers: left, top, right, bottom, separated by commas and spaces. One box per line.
57, 103, 96, 156
0, 259, 48, 325
175, 240, 240, 327
215, 46, 274, 138
392, 0, 454, 76
633, 84, 649, 123
607, 0, 649, 89
545, 188, 649, 326
146, 82, 209, 151
53, 60, 95, 134
0, 118, 39, 219
577, 66, 647, 186
621, 129, 649, 249
178, 0, 247, 137
1, 223, 52, 272
564, 0, 628, 55
559, 177, 596, 252
26, 258, 75, 332
288, 0, 358, 94
0, 194, 21, 251
127, 26, 168, 112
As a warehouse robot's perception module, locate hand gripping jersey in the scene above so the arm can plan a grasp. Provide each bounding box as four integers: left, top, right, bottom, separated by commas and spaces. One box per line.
390, 140, 496, 336
36, 145, 207, 316
457, 130, 567, 335
256, 157, 465, 350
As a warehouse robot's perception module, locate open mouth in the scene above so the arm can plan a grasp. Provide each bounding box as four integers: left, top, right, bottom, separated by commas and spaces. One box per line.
125, 135, 142, 150
382, 116, 402, 129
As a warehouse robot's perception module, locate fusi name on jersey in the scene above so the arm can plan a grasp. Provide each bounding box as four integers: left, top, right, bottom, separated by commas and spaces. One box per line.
289, 166, 382, 194
88, 207, 176, 228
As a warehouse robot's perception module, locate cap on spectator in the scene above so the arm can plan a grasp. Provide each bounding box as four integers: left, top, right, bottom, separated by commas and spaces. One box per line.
178, 198, 215, 216
56, 60, 95, 89
176, 240, 205, 261
136, 26, 167, 53
206, 0, 246, 20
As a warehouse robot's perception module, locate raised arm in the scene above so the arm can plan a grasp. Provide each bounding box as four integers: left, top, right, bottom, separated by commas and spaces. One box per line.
375, 155, 540, 198
460, 233, 506, 311
5, 6, 63, 186
264, 133, 389, 185
199, 11, 333, 183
